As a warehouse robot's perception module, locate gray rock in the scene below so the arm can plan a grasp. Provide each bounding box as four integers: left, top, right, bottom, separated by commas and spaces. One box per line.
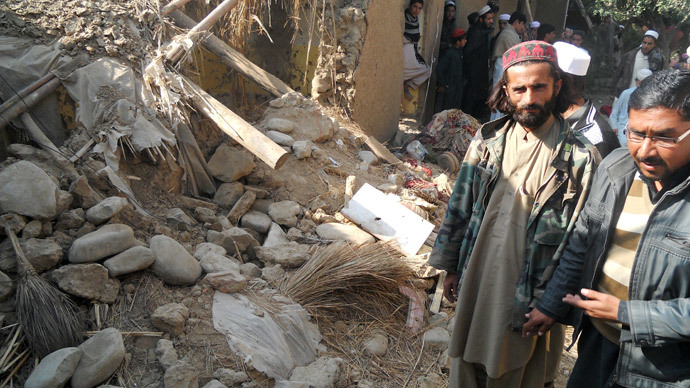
376, 183, 397, 194
0, 161, 60, 219
50, 231, 74, 254
56, 208, 86, 231
265, 130, 295, 147
164, 361, 199, 388
193, 207, 216, 224
75, 222, 96, 238
206, 228, 259, 253
214, 216, 232, 231
21, 220, 43, 239
207, 144, 255, 183
422, 327, 450, 347
53, 264, 120, 303
251, 199, 272, 214
358, 151, 378, 165
213, 368, 249, 386
0, 271, 13, 302
213, 182, 244, 208
150, 235, 202, 286
261, 264, 285, 284
315, 223, 375, 246
69, 224, 136, 263
199, 253, 240, 274
363, 333, 388, 356
193, 242, 227, 260
166, 208, 197, 230
254, 243, 311, 268
240, 211, 272, 234
265, 118, 294, 133
0, 213, 26, 236
227, 191, 256, 225
20, 238, 63, 272
286, 228, 304, 241
416, 372, 444, 388
203, 270, 247, 293
446, 315, 456, 332
202, 380, 228, 388
69, 175, 103, 209
267, 201, 301, 227
151, 303, 189, 336
55, 190, 73, 215
71, 328, 125, 388
263, 223, 290, 247
86, 196, 129, 225
239, 262, 262, 279
7, 144, 79, 186
103, 246, 155, 277
292, 140, 312, 159
428, 312, 448, 328
289, 356, 344, 388
156, 339, 178, 369
24, 347, 82, 388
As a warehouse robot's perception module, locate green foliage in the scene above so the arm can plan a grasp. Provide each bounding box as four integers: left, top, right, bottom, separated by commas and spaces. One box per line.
583, 0, 690, 27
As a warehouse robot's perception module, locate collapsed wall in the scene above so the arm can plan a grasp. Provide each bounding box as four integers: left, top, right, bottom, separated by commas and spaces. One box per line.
311, 0, 404, 142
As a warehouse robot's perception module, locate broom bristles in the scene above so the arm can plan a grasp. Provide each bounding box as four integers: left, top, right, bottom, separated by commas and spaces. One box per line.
16, 274, 83, 358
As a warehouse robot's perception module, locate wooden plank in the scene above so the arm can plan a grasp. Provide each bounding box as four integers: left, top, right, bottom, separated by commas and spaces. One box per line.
430, 271, 445, 313
364, 136, 402, 166
169, 10, 294, 97
340, 183, 435, 256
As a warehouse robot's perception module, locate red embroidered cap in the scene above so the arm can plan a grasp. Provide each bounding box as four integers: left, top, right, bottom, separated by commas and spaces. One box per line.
451, 28, 466, 38
502, 41, 558, 72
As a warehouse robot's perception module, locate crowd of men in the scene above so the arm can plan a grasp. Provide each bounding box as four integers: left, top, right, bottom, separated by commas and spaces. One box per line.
400, 2, 690, 388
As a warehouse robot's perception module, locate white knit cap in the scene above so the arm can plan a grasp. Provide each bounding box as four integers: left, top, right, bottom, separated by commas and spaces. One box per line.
553, 41, 591, 76
499, 13, 510, 21
636, 68, 653, 81
644, 30, 659, 40
445, 0, 455, 7
530, 21, 541, 28
478, 5, 492, 16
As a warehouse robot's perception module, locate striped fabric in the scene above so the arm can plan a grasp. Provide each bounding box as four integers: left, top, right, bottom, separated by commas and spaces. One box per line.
591, 174, 653, 344
404, 10, 421, 43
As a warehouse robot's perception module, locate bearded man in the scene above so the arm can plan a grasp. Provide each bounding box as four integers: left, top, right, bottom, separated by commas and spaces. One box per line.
429, 41, 600, 388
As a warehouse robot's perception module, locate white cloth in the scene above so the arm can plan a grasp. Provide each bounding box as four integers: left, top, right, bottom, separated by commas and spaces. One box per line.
403, 37, 430, 89
629, 50, 649, 89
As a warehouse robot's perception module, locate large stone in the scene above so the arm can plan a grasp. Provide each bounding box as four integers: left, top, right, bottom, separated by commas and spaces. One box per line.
213, 368, 249, 386
56, 208, 86, 231
265, 130, 295, 147
103, 246, 155, 277
71, 328, 125, 388
193, 242, 227, 260
156, 339, 178, 369
19, 238, 63, 273
358, 150, 378, 165
69, 224, 136, 263
227, 191, 256, 225
151, 303, 189, 336
261, 264, 285, 284
21, 220, 43, 239
166, 208, 197, 230
53, 264, 120, 303
288, 356, 344, 388
69, 175, 103, 209
240, 211, 272, 234
85, 196, 130, 225
0, 160, 61, 219
199, 253, 240, 274
207, 144, 255, 183
422, 327, 450, 348
262, 93, 335, 142
0, 213, 26, 236
202, 380, 228, 388
193, 207, 217, 224
7, 144, 79, 185
150, 235, 203, 286
164, 361, 199, 388
315, 223, 375, 246
265, 118, 295, 133
262, 223, 290, 248
291, 140, 312, 159
267, 201, 301, 227
213, 182, 244, 208
254, 243, 311, 268
363, 332, 388, 356
239, 262, 262, 279
24, 347, 82, 388
203, 270, 247, 293
206, 228, 259, 253
0, 271, 12, 302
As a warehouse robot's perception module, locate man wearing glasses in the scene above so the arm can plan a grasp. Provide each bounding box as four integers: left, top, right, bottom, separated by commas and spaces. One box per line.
522, 70, 690, 387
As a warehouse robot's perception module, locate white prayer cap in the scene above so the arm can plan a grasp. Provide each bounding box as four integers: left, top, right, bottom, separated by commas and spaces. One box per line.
445, 0, 456, 7
553, 41, 591, 76
686, 45, 690, 57
644, 30, 659, 40
499, 13, 510, 21
635, 69, 653, 81
530, 21, 541, 28
478, 5, 492, 16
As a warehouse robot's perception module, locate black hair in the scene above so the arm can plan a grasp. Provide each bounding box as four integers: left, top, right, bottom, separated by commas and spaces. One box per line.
488, 60, 574, 115
629, 70, 690, 121
409, 0, 424, 7
568, 74, 586, 101
573, 30, 585, 39
467, 12, 479, 25
537, 23, 555, 40
509, 11, 526, 25
453, 33, 467, 45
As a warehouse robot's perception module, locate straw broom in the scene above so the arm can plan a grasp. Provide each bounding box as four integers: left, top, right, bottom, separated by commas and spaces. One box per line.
5, 227, 83, 358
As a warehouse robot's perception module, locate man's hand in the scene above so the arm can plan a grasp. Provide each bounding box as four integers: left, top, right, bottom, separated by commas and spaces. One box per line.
522, 308, 556, 338
563, 288, 620, 322
443, 272, 459, 303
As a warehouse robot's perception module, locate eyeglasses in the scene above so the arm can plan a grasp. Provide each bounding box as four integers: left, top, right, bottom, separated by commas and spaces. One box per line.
626, 126, 690, 148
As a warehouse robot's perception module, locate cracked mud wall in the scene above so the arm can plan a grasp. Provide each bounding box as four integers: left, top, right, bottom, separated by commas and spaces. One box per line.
312, 0, 405, 142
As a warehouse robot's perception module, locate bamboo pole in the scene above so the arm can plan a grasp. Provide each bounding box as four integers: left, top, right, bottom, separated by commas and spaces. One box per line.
0, 73, 55, 117
168, 10, 294, 97
181, 75, 289, 169
165, 0, 241, 64
161, 0, 194, 16
0, 77, 61, 129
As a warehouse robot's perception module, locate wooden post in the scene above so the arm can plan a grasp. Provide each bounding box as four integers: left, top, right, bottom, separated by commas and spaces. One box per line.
0, 77, 61, 129
168, 10, 294, 97
161, 0, 194, 16
180, 75, 289, 169
0, 73, 55, 116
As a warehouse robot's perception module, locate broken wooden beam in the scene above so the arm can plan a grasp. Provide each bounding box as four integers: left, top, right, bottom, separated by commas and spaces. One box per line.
365, 136, 402, 166
161, 0, 194, 16
180, 75, 289, 169
168, 10, 294, 97
0, 73, 55, 117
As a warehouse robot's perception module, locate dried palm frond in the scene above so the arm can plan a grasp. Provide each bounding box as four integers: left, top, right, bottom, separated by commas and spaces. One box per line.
281, 241, 416, 321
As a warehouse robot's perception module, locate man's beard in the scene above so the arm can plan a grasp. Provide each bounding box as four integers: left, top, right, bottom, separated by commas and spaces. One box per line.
633, 155, 668, 182
510, 92, 557, 129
